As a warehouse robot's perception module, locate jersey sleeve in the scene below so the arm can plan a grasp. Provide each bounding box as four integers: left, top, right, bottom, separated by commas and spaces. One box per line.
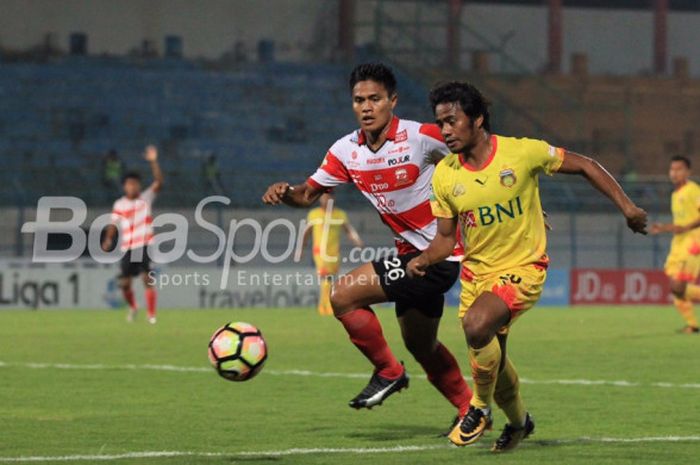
419, 123, 450, 164
430, 166, 456, 218
307, 146, 351, 190
526, 138, 565, 176
141, 186, 156, 204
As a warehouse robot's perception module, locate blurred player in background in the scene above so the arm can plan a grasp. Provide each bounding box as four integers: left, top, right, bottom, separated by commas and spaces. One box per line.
102, 145, 163, 324
263, 63, 473, 427
650, 156, 700, 334
407, 81, 647, 452
302, 192, 364, 315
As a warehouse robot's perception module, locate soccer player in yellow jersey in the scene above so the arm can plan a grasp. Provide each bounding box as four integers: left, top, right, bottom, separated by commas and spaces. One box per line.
650, 156, 700, 334
302, 193, 364, 315
407, 82, 647, 452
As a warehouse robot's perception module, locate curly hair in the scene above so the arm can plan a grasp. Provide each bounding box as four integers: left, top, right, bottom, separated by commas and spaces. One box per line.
429, 81, 491, 131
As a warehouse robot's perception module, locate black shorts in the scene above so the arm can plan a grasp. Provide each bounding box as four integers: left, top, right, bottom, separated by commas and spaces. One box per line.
371, 251, 460, 319
119, 247, 152, 279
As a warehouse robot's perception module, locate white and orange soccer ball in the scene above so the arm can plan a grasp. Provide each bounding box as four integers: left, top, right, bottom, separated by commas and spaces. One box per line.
208, 322, 267, 381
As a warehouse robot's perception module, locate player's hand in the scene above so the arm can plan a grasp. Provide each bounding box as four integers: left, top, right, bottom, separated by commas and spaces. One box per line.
144, 145, 158, 162
406, 254, 430, 278
624, 205, 648, 235
262, 182, 290, 205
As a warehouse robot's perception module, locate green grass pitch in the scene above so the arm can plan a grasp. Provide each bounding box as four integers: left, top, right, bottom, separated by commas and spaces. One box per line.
1, 306, 699, 464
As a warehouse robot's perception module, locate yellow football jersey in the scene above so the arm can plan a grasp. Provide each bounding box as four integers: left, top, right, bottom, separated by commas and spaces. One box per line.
669, 180, 700, 257
306, 207, 348, 260
431, 135, 564, 277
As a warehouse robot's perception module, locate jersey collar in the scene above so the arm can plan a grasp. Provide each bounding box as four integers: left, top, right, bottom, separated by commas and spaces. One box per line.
459, 135, 497, 172
357, 116, 400, 146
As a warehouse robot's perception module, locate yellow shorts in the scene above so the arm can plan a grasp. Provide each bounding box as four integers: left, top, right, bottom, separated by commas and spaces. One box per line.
458, 265, 547, 329
664, 254, 700, 282
313, 255, 340, 277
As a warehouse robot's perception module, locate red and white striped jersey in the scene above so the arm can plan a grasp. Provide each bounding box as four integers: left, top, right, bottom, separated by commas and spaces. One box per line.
308, 116, 463, 260
111, 187, 156, 252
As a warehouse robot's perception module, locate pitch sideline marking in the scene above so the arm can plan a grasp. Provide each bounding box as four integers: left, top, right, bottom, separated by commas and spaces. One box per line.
1, 360, 699, 390
2, 437, 700, 463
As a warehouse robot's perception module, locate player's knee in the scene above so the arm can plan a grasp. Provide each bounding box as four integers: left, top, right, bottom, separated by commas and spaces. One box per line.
118, 278, 131, 291
670, 280, 686, 298
463, 313, 492, 349
330, 283, 352, 317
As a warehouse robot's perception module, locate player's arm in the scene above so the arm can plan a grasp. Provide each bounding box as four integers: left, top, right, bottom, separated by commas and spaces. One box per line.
557, 151, 647, 234
649, 222, 681, 234
144, 145, 164, 193
660, 217, 700, 235
101, 224, 117, 251
406, 216, 458, 278
343, 221, 364, 248
262, 181, 324, 208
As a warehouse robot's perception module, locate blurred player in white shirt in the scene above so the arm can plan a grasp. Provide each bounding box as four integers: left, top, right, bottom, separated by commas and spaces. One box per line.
102, 145, 163, 324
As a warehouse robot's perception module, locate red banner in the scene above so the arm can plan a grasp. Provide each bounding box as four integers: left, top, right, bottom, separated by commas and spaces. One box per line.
570, 269, 672, 305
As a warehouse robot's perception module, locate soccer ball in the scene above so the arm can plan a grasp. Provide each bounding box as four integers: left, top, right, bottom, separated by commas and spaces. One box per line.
208, 322, 267, 381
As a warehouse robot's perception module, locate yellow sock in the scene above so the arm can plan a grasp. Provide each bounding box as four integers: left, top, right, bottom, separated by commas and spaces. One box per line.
674, 297, 698, 328
318, 279, 332, 316
494, 356, 527, 427
684, 283, 700, 303
469, 337, 501, 409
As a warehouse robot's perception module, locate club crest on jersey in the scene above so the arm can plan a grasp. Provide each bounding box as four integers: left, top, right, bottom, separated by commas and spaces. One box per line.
452, 183, 466, 197
499, 169, 517, 188
395, 168, 410, 186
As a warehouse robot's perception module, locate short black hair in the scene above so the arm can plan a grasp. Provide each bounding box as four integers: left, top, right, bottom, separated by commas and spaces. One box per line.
671, 155, 691, 169
429, 81, 491, 131
121, 171, 141, 184
349, 63, 397, 96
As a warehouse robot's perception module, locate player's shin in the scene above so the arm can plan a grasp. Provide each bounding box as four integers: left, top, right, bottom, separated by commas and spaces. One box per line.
469, 336, 501, 409
493, 356, 526, 428
123, 288, 137, 311
319, 279, 332, 315
419, 342, 472, 415
336, 307, 403, 379
673, 297, 699, 328
145, 287, 157, 319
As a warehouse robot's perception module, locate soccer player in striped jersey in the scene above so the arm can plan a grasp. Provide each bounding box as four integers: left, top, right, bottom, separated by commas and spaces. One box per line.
102, 145, 163, 324
263, 63, 473, 424
407, 81, 647, 452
